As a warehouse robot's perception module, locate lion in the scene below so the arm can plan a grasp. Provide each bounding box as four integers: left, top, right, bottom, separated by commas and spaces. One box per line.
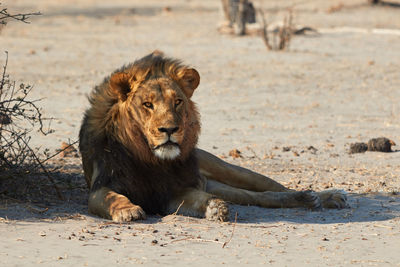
79, 51, 348, 222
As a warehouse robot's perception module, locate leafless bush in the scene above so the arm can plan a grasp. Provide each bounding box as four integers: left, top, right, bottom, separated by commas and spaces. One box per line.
0, 52, 68, 200
259, 9, 293, 51
0, 52, 53, 170
0, 6, 74, 201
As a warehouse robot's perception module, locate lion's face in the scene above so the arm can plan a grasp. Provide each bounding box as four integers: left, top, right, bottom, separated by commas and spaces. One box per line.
129, 78, 189, 160
109, 67, 200, 161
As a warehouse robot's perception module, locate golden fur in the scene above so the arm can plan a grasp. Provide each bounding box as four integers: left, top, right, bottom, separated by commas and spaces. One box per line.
79, 51, 348, 222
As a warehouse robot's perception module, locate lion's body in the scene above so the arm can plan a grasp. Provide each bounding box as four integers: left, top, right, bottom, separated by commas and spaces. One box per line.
79, 52, 347, 222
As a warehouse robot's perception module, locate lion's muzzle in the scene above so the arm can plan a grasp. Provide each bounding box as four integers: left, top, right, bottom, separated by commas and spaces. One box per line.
153, 141, 181, 160
151, 125, 182, 160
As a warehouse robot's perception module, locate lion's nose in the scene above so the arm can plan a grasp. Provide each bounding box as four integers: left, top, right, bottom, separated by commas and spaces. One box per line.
158, 127, 179, 136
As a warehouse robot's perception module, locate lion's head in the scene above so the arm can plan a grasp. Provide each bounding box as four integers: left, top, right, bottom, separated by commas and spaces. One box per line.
85, 52, 201, 163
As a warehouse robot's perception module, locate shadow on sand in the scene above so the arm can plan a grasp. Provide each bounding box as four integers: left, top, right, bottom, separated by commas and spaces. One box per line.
230, 192, 400, 224
1, 192, 398, 225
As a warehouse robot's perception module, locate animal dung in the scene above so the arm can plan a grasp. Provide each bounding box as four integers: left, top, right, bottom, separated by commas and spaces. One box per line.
349, 142, 368, 154
349, 137, 396, 154
367, 137, 395, 152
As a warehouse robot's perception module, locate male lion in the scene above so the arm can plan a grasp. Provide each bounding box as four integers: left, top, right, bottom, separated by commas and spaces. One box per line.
79, 51, 347, 222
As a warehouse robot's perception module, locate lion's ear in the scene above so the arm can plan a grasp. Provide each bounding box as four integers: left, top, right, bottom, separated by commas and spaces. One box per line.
177, 68, 200, 98
109, 72, 131, 101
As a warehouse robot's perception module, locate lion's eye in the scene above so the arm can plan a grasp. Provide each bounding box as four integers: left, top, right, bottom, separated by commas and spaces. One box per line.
143, 102, 153, 109
175, 99, 183, 107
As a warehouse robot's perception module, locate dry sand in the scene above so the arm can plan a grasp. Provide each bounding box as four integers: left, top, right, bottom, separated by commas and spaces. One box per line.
1, 0, 399, 266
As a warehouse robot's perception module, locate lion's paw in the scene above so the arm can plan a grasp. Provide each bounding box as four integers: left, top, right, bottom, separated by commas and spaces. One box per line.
205, 198, 229, 222
111, 204, 146, 222
294, 190, 322, 210
318, 189, 349, 209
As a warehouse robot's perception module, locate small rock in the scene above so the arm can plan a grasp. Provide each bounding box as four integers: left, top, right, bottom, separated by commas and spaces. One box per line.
229, 149, 242, 159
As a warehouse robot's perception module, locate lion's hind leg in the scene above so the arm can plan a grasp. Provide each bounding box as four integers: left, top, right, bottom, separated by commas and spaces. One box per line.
168, 188, 229, 222
317, 189, 349, 209
206, 180, 322, 209
196, 148, 289, 192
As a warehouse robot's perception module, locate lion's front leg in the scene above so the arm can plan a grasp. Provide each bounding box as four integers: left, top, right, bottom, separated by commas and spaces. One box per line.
88, 187, 146, 222
168, 188, 229, 222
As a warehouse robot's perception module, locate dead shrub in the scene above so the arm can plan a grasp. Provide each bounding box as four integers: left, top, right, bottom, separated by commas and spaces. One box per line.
259, 9, 293, 51
0, 51, 55, 168
0, 6, 71, 201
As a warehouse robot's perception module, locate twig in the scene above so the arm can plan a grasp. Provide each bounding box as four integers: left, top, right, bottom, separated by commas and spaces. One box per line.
0, 4, 41, 25
0, 51, 8, 92
246, 146, 261, 160
248, 224, 279, 229
258, 8, 272, 50
373, 224, 393, 229
26, 205, 48, 214
222, 212, 237, 248
37, 140, 79, 166
172, 200, 185, 215
170, 237, 224, 245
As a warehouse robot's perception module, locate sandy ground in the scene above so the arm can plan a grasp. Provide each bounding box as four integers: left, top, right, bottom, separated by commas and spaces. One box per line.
1, 0, 400, 266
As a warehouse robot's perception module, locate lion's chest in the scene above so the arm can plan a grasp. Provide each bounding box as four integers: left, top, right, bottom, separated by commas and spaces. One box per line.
107, 152, 201, 214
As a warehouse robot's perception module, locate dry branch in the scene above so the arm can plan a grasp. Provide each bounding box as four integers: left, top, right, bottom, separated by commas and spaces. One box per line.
0, 3, 41, 25
369, 0, 400, 7
258, 8, 272, 50
222, 212, 237, 248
